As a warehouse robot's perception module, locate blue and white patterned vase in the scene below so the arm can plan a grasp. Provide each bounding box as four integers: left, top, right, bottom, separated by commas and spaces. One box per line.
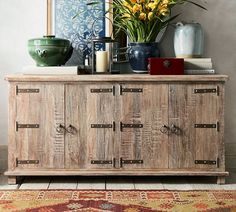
174, 22, 204, 58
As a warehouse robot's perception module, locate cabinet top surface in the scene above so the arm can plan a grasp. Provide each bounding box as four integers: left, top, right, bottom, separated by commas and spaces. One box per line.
5, 74, 229, 82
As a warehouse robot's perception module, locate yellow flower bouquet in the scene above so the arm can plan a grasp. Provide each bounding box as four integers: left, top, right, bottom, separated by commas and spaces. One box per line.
112, 0, 206, 42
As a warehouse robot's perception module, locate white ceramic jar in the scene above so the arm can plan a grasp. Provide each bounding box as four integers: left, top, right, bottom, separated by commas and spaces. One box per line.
174, 22, 204, 58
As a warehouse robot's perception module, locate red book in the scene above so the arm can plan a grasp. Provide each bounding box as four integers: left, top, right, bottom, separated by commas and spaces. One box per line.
148, 58, 184, 75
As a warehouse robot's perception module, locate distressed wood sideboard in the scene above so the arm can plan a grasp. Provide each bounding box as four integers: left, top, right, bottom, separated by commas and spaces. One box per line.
5, 74, 229, 184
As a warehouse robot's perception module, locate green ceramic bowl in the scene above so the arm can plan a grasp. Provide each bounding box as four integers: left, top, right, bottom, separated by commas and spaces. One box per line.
28, 35, 73, 66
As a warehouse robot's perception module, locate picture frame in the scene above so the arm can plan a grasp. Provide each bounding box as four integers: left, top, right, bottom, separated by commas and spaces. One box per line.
47, 0, 113, 65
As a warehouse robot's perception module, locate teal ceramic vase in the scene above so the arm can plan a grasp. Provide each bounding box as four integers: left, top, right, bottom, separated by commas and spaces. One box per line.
174, 22, 204, 58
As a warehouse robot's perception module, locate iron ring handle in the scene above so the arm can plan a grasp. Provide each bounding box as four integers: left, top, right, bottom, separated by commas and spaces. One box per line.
66, 124, 77, 135
170, 124, 180, 135
160, 125, 169, 134
56, 124, 66, 133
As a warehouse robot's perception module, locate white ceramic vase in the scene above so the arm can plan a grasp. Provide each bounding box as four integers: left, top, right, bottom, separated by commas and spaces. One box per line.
174, 22, 204, 58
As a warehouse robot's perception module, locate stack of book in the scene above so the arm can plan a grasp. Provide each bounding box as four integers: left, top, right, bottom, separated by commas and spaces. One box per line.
184, 58, 215, 75
21, 66, 79, 75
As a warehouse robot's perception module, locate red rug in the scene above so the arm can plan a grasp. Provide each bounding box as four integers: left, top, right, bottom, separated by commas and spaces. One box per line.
0, 190, 236, 212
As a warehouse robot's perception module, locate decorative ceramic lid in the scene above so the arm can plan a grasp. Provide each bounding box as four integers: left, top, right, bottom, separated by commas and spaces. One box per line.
28, 35, 70, 46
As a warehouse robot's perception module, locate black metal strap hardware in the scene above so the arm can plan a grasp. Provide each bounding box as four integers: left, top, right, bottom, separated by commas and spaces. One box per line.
16, 122, 39, 132
90, 88, 113, 93
194, 86, 219, 96
195, 160, 217, 165
16, 158, 39, 167
16, 86, 40, 95
91, 124, 113, 129
91, 160, 113, 165
120, 122, 143, 131
120, 158, 143, 167
120, 85, 143, 95
194, 122, 220, 132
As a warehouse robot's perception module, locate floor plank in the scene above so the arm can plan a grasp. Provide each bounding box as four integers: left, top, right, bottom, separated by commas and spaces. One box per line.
187, 177, 223, 190
134, 177, 164, 190
106, 177, 135, 190
161, 177, 193, 190
19, 177, 51, 190
48, 176, 78, 189
76, 177, 105, 189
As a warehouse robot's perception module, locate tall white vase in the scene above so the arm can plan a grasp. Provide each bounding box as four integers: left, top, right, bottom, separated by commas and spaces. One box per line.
174, 22, 204, 58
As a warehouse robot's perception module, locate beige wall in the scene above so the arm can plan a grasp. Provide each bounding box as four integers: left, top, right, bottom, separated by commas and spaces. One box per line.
0, 0, 235, 169
0, 0, 46, 145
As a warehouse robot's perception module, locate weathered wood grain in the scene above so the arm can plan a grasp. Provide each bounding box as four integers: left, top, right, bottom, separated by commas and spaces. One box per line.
168, 84, 196, 168
15, 83, 65, 169
195, 84, 224, 171
4, 169, 229, 176
5, 74, 229, 82
119, 83, 169, 169
65, 83, 115, 169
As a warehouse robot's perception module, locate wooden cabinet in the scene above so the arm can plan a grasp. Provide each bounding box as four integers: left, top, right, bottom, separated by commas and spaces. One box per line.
5, 75, 229, 184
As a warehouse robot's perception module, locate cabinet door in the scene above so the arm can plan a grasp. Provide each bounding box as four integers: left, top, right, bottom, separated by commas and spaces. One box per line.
168, 84, 197, 168
169, 84, 224, 170
119, 83, 169, 169
65, 84, 116, 169
15, 84, 65, 169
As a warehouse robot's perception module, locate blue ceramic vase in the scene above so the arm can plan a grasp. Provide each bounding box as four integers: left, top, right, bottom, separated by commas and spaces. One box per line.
128, 42, 160, 73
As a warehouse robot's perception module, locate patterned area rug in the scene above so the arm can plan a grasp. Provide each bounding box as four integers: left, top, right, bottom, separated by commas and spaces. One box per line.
0, 190, 236, 212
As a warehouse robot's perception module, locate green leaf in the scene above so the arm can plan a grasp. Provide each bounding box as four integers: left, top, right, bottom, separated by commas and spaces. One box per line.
86, 2, 101, 6
186, 0, 207, 10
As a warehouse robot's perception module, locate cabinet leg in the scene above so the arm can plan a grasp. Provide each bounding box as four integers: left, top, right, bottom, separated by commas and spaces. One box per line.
8, 176, 17, 185
217, 176, 225, 185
